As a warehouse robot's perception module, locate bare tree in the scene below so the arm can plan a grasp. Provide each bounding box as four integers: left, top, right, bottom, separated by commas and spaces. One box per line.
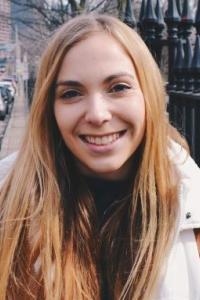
6, 0, 123, 63
8, 0, 121, 33
5, 0, 124, 84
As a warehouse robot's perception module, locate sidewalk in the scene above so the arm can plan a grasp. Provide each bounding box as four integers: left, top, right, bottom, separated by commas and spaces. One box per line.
0, 85, 28, 159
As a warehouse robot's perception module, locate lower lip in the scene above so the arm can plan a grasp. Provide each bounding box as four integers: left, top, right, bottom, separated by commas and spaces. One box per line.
80, 132, 126, 154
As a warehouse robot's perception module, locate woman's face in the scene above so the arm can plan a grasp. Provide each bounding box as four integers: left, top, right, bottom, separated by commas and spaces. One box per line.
54, 32, 145, 180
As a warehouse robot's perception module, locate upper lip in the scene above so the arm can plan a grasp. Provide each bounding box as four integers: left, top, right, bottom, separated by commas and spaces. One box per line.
79, 130, 126, 137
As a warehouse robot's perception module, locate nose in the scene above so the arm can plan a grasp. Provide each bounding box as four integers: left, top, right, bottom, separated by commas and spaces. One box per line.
84, 94, 112, 126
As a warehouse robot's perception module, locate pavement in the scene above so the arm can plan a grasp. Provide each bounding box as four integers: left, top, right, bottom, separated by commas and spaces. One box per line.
0, 84, 28, 159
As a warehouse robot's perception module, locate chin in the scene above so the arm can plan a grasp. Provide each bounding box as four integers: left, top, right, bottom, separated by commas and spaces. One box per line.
86, 163, 129, 180
76, 157, 132, 180
91, 162, 122, 173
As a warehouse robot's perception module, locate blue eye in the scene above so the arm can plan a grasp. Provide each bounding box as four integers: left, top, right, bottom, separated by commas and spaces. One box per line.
110, 84, 131, 93
61, 90, 81, 99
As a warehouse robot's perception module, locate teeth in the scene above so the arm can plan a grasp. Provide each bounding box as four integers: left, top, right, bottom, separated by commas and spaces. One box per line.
84, 133, 120, 145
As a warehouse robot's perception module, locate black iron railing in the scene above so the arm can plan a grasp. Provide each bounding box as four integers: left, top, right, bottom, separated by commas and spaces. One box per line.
123, 0, 200, 166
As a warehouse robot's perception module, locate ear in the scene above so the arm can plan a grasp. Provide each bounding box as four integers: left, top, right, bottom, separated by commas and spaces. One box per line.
194, 228, 200, 257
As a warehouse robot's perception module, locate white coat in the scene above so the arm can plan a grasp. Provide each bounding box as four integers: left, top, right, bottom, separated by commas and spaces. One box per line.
155, 142, 200, 299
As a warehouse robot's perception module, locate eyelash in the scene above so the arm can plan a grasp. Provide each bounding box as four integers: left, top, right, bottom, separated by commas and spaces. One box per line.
58, 83, 132, 100
60, 90, 81, 100
109, 83, 131, 94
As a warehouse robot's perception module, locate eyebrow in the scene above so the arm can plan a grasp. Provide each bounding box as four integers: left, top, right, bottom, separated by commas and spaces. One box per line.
55, 72, 135, 89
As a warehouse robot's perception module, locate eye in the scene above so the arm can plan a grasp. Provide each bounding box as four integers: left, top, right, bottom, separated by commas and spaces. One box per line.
60, 89, 81, 100
109, 83, 131, 94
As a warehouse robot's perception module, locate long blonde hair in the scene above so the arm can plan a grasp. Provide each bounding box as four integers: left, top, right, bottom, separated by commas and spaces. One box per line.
0, 14, 187, 300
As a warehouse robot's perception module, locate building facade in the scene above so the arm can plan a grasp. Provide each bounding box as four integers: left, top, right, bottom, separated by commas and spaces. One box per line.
0, 0, 11, 43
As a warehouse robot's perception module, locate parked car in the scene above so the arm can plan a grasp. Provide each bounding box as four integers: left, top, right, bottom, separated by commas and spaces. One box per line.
0, 81, 15, 102
1, 77, 16, 91
0, 91, 7, 120
0, 86, 11, 115
0, 81, 16, 103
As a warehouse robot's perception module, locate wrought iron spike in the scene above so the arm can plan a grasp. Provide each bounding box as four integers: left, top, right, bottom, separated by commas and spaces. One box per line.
138, 0, 146, 34
154, 1, 165, 66
164, 0, 181, 41
155, 0, 165, 44
165, 0, 181, 91
155, 0, 165, 26
182, 0, 194, 23
191, 35, 200, 69
139, 0, 146, 22
195, 0, 200, 34
175, 40, 184, 69
181, 0, 194, 39
144, 0, 157, 22
165, 0, 181, 22
183, 37, 193, 92
191, 35, 200, 93
140, 0, 157, 58
183, 37, 193, 69
176, 0, 182, 16
174, 39, 185, 90
124, 0, 136, 29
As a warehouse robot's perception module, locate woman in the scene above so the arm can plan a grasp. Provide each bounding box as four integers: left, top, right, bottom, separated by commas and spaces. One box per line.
0, 14, 200, 300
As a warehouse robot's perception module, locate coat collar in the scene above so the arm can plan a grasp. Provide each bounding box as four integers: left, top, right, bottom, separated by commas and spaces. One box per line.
169, 141, 200, 231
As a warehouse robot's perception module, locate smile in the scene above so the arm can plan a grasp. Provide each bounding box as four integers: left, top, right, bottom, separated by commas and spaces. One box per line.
80, 130, 126, 146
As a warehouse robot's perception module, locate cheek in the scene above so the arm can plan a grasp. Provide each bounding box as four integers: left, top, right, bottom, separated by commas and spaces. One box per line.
54, 106, 72, 137
121, 95, 146, 127
134, 94, 145, 122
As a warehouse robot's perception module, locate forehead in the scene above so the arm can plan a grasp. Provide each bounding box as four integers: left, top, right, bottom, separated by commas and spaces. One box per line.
57, 32, 137, 82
